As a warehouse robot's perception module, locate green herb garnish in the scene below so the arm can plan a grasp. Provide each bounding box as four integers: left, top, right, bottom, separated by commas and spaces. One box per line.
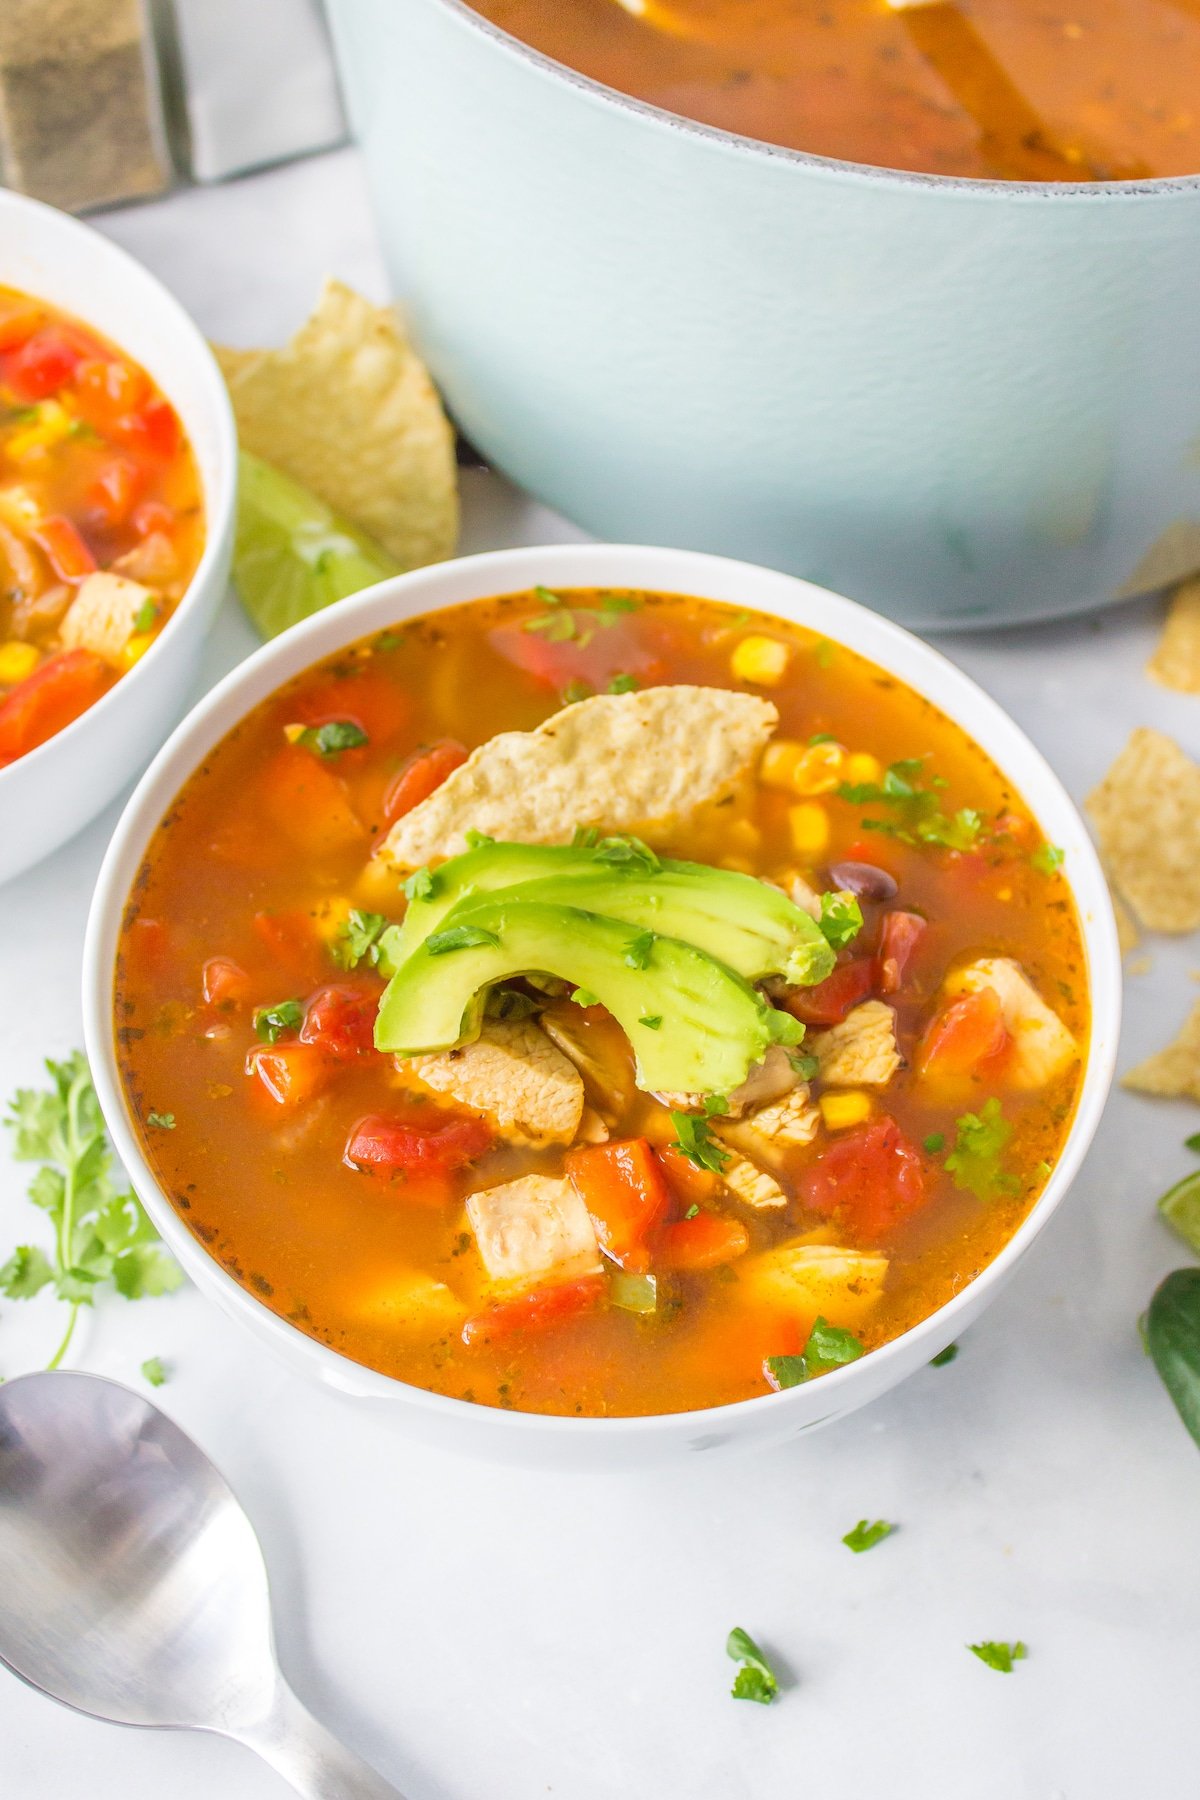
669, 1112, 731, 1174
624, 929, 655, 970
403, 867, 436, 903
608, 673, 639, 694
818, 890, 863, 950
968, 1641, 1027, 1673
570, 987, 600, 1008
765, 1316, 864, 1388
639, 1014, 663, 1030
253, 999, 304, 1043
425, 924, 501, 956
788, 1051, 819, 1081
1030, 843, 1065, 876
561, 679, 592, 705
0, 1053, 184, 1370
930, 1343, 958, 1366
840, 759, 985, 852
684, 1203, 700, 1219
842, 1519, 895, 1553
524, 609, 576, 642
296, 719, 368, 758
593, 834, 661, 875
146, 1112, 175, 1131
141, 1355, 167, 1387
944, 1098, 1017, 1200
333, 908, 389, 970
132, 599, 159, 634
726, 1628, 779, 1705
533, 584, 563, 607
923, 1132, 945, 1154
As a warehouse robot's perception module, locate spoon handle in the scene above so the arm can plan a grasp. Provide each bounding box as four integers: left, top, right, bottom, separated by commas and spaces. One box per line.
237, 1678, 406, 1800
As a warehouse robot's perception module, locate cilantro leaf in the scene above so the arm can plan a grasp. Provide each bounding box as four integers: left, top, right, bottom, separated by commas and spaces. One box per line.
726, 1628, 779, 1704
639, 1014, 662, 1030
684, 1203, 700, 1219
561, 679, 592, 706
1030, 843, 1065, 876
253, 999, 304, 1044
533, 584, 563, 607
923, 1132, 945, 1153
765, 1315, 864, 1388
608, 673, 639, 694
842, 1519, 895, 1553
818, 890, 864, 951
141, 1355, 167, 1387
425, 924, 501, 956
146, 1111, 175, 1130
930, 1343, 959, 1366
623, 929, 656, 970
403, 868, 436, 904
669, 1112, 731, 1174
570, 987, 600, 1008
334, 908, 390, 968
296, 720, 368, 758
788, 1051, 819, 1081
593, 834, 661, 875
2, 1052, 184, 1370
968, 1640, 1027, 1673
944, 1098, 1016, 1200
524, 608, 576, 642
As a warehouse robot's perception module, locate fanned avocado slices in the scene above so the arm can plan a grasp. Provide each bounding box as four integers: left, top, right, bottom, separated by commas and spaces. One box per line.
375, 899, 803, 1096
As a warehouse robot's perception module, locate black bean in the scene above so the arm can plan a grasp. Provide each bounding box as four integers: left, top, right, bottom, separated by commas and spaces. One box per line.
828, 860, 898, 902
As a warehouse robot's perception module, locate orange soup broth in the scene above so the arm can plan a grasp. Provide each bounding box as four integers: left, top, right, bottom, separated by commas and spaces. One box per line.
114, 591, 1087, 1417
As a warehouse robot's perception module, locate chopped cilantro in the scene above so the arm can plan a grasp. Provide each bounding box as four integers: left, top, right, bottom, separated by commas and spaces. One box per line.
132, 598, 159, 634
533, 584, 563, 607
403, 867, 436, 903
561, 679, 592, 705
968, 1640, 1027, 1673
1, 1052, 183, 1370
426, 924, 501, 956
726, 1628, 779, 1705
608, 673, 639, 694
1030, 843, 1065, 876
146, 1111, 175, 1131
788, 1052, 820, 1081
930, 1343, 958, 1366
253, 999, 304, 1043
141, 1355, 167, 1387
669, 1112, 731, 1174
374, 630, 403, 652
639, 1014, 663, 1030
818, 890, 863, 950
572, 825, 599, 848
923, 1132, 945, 1154
842, 1519, 895, 1553
598, 594, 640, 619
593, 834, 661, 875
944, 1098, 1016, 1200
296, 720, 368, 759
333, 908, 389, 969
684, 1203, 700, 1219
624, 929, 655, 969
808, 731, 837, 745
840, 759, 985, 853
765, 1315, 864, 1388
524, 608, 576, 642
570, 987, 600, 1008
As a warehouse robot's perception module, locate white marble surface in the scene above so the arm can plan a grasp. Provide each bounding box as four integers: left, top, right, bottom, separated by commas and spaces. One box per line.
2, 149, 1198, 1799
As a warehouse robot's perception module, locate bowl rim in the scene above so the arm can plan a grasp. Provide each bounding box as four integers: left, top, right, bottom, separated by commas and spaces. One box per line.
430, 0, 1200, 201
83, 542, 1122, 1442
0, 187, 238, 793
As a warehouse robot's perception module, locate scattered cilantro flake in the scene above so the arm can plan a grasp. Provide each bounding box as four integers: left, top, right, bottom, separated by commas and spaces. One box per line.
765, 1315, 864, 1389
838, 759, 986, 854
968, 1640, 1027, 1673
923, 1132, 945, 1154
624, 929, 655, 970
944, 1098, 1016, 1200
561, 679, 592, 705
2, 1053, 184, 1371
599, 594, 640, 619
146, 1112, 175, 1131
334, 909, 389, 969
703, 1093, 729, 1117
403, 867, 436, 903
726, 1628, 779, 1705
533, 584, 563, 607
684, 1203, 700, 1220
818, 890, 863, 951
788, 1052, 820, 1081
593, 834, 661, 875
141, 1355, 167, 1387
524, 608, 576, 642
842, 1519, 895, 1553
132, 598, 159, 634
814, 640, 835, 669
296, 720, 368, 759
253, 999, 304, 1044
639, 1014, 663, 1030
930, 1343, 958, 1366
669, 1112, 731, 1174
570, 987, 600, 1009
374, 630, 403, 652
808, 732, 837, 745
572, 825, 600, 848
426, 924, 501, 956
608, 673, 639, 694
1030, 843, 1065, 876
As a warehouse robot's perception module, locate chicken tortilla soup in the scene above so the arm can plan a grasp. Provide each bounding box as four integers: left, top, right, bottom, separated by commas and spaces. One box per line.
114, 590, 1088, 1417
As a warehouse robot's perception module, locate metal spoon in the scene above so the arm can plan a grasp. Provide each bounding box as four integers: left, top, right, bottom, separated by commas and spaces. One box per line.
0, 1370, 404, 1799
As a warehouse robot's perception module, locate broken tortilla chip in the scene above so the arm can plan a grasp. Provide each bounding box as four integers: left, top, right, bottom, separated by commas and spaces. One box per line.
1123, 999, 1200, 1101
1086, 728, 1200, 933
214, 279, 458, 571
378, 684, 778, 870
1148, 577, 1200, 694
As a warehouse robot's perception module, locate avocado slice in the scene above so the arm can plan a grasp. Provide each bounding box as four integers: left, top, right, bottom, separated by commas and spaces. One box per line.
375, 897, 803, 1095
384, 840, 834, 987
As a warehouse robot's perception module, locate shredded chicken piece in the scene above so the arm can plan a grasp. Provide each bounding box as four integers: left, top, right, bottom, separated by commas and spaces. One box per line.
718, 1085, 820, 1163
943, 956, 1076, 1089
404, 1016, 584, 1145
466, 1174, 601, 1287
812, 1000, 901, 1088
60, 570, 155, 664
720, 1150, 786, 1211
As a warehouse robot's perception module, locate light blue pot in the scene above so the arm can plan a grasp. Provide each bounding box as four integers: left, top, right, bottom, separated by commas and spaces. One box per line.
327, 0, 1200, 627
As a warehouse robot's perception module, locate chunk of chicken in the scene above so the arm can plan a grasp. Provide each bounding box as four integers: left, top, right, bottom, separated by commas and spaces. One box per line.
944, 956, 1076, 1089
404, 1016, 584, 1146
539, 1002, 636, 1123
467, 1173, 601, 1288
656, 1044, 799, 1119
60, 570, 156, 665
743, 1235, 888, 1326
352, 1271, 466, 1336
788, 874, 822, 920
811, 1000, 901, 1088
720, 1151, 786, 1211
718, 1084, 821, 1164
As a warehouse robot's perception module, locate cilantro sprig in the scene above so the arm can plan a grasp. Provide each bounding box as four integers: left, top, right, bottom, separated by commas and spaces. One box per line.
968, 1640, 1027, 1673
838, 757, 985, 852
333, 908, 389, 970
942, 1098, 1018, 1200
669, 1111, 731, 1174
765, 1316, 864, 1388
1, 1053, 183, 1370
726, 1628, 779, 1704
253, 999, 304, 1044
818, 890, 863, 950
842, 1519, 895, 1553
295, 719, 368, 759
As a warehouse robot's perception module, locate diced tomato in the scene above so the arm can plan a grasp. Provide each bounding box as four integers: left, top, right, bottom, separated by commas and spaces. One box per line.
117, 396, 180, 460
246, 1041, 328, 1109
132, 499, 175, 540
876, 910, 927, 995
782, 956, 875, 1026
258, 745, 365, 858
383, 739, 468, 824
7, 329, 81, 400
252, 910, 323, 981
461, 1273, 606, 1346
0, 303, 43, 353
657, 1211, 749, 1272
565, 1138, 670, 1272
799, 1113, 928, 1241
72, 357, 149, 426
202, 956, 250, 1008
299, 982, 381, 1062
33, 515, 96, 581
344, 1111, 493, 1178
656, 1142, 723, 1209
489, 614, 665, 695
918, 987, 1009, 1080
0, 650, 111, 761
292, 673, 410, 749
86, 458, 143, 528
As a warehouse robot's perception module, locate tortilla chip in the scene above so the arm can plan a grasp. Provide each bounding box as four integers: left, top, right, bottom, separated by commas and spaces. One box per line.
1086, 728, 1200, 933
378, 684, 778, 870
214, 279, 458, 571
1148, 578, 1200, 694
1123, 999, 1200, 1100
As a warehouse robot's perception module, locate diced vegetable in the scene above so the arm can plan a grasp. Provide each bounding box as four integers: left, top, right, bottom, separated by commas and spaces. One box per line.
0, 650, 111, 762
344, 1111, 493, 1177
918, 987, 1009, 1079
34, 515, 96, 581
876, 909, 926, 993
258, 745, 365, 857
565, 1137, 670, 1271
461, 1273, 606, 1346
800, 1114, 928, 1239
246, 1042, 328, 1108
782, 956, 874, 1026
610, 1269, 658, 1314
201, 957, 250, 1007
657, 1211, 749, 1271
299, 982, 381, 1061
384, 739, 468, 823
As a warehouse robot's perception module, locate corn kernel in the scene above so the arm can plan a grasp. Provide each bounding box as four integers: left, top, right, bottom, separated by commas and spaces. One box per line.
6, 400, 72, 461
788, 801, 829, 857
355, 856, 401, 910
310, 895, 353, 943
759, 739, 805, 790
731, 634, 790, 686
283, 722, 307, 744
0, 640, 39, 684
792, 741, 847, 795
120, 632, 155, 670
820, 1091, 874, 1130
844, 751, 883, 787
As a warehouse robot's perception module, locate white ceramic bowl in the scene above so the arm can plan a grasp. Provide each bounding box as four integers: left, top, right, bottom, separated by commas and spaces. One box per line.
84, 545, 1121, 1467
0, 189, 236, 885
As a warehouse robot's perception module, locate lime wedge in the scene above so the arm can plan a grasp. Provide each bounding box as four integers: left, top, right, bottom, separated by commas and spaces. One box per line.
1159, 1170, 1200, 1255
232, 450, 402, 639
